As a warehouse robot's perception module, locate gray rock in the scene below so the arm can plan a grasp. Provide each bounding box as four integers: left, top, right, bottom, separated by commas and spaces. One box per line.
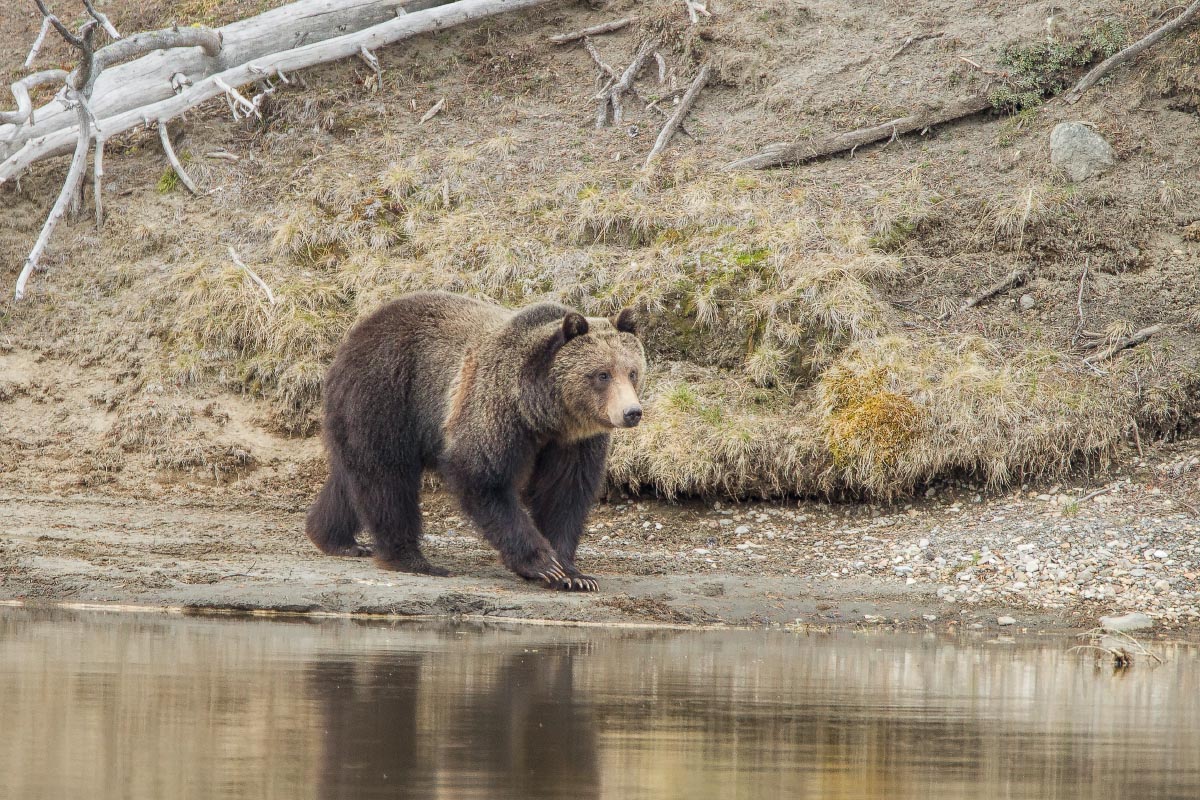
1019, 293, 1036, 310
997, 615, 1016, 626
1099, 612, 1153, 632
1050, 122, 1116, 182
734, 525, 751, 535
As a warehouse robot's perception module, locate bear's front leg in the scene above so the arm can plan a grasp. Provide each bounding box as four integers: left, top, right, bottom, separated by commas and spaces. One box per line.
454, 483, 574, 587
523, 436, 609, 592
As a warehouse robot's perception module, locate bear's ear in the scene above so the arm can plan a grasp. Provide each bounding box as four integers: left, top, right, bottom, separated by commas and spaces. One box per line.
562, 312, 589, 342
613, 307, 639, 337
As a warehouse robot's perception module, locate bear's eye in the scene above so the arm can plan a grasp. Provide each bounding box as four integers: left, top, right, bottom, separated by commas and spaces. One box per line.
630, 370, 638, 383
597, 371, 611, 382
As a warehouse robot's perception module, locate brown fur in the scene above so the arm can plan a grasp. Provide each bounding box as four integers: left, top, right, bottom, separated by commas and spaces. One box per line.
305, 291, 647, 591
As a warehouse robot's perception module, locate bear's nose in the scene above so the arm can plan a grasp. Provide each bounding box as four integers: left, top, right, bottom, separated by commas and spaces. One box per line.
623, 406, 643, 427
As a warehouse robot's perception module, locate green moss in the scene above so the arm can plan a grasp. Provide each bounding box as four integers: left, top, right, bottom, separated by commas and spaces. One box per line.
990, 22, 1129, 112
156, 169, 180, 194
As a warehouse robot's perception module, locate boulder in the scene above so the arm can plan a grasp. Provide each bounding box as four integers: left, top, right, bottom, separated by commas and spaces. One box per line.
1050, 122, 1116, 182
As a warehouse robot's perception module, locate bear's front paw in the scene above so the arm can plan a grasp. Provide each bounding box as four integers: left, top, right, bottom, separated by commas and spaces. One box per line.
512, 549, 569, 586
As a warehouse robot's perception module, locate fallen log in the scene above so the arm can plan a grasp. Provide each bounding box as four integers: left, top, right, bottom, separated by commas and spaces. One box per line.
725, 95, 992, 170
1, 0, 453, 159
2, 0, 559, 187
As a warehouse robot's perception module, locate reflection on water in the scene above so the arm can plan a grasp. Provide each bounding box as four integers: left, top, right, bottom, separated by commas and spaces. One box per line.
1, 608, 1198, 800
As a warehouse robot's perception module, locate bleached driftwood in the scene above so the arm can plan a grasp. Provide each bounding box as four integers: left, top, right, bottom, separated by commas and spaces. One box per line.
228, 247, 278, 305
1083, 324, 1164, 365
158, 123, 198, 194
2, 0, 451, 158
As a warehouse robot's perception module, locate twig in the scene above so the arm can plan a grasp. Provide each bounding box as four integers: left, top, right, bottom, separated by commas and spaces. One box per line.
548, 17, 633, 45
726, 95, 992, 170
1082, 324, 1164, 365
158, 121, 198, 194
1063, 0, 1200, 104
214, 77, 260, 118
228, 247, 277, 305
958, 55, 1003, 78
14, 92, 91, 301
645, 63, 708, 165
654, 52, 667, 84
359, 45, 382, 90
204, 149, 239, 161
608, 38, 658, 126
1075, 480, 1122, 504
939, 270, 1027, 321
83, 0, 122, 39
682, 0, 711, 24
419, 96, 445, 123
1072, 257, 1089, 346
24, 17, 53, 68
891, 31, 943, 59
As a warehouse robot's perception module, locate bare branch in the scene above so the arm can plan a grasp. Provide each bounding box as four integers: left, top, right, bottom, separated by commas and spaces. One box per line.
1064, 0, 1200, 103
24, 17, 53, 68
645, 63, 708, 165
14, 94, 91, 301
72, 26, 222, 90
158, 122, 198, 194
610, 38, 658, 126
548, 17, 633, 45
940, 270, 1027, 321
228, 247, 278, 305
682, 0, 711, 24
726, 95, 993, 170
1, 70, 68, 126
419, 96, 445, 124
83, 0, 122, 39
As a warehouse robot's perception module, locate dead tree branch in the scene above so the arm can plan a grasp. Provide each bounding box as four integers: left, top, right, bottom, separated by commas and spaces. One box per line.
682, 0, 711, 24
604, 38, 658, 126
549, 17, 632, 45
940, 270, 1027, 321
1063, 0, 1200, 104
1083, 324, 1164, 365
25, 17, 54, 68
645, 63, 708, 165
83, 0, 121, 39
1, 70, 69, 126
14, 8, 98, 302
158, 122, 198, 194
726, 95, 992, 170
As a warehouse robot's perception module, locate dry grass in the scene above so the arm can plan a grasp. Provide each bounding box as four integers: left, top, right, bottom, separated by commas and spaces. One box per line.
145, 139, 1152, 498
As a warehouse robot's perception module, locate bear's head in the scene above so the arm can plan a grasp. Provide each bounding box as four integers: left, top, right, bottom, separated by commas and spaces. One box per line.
552, 308, 647, 440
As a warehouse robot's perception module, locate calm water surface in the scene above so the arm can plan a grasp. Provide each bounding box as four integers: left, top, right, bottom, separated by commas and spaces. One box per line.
1, 608, 1198, 799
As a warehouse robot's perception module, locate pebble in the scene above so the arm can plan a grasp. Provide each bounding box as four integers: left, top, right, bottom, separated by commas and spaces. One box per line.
997, 616, 1016, 626
734, 525, 751, 535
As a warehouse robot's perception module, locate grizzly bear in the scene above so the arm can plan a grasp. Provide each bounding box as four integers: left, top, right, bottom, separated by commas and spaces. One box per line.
305, 291, 646, 592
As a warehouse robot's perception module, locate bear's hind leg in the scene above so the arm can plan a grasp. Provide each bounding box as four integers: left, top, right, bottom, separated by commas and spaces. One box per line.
349, 466, 449, 577
306, 469, 371, 557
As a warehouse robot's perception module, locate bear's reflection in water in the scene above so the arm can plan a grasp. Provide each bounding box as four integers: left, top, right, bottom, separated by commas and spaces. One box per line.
307, 638, 599, 800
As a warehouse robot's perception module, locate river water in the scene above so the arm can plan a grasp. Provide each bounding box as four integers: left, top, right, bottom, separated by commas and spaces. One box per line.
1, 607, 1197, 799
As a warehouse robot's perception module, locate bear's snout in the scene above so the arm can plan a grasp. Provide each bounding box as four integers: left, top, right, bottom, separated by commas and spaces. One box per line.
622, 406, 643, 427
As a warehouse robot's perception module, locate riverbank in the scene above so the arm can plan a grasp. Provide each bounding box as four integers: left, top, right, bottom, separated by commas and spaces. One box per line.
4, 437, 1198, 632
